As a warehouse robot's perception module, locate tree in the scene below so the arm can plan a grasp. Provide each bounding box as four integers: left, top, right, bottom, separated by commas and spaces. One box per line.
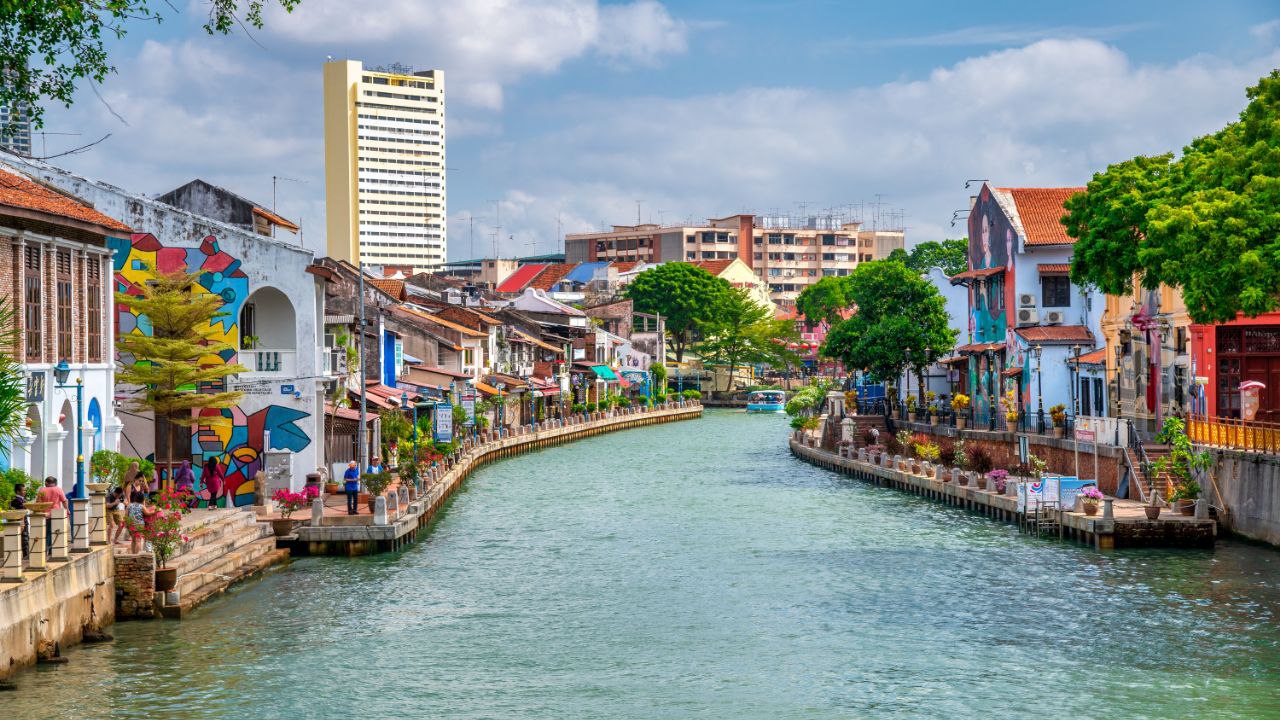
905, 239, 969, 276
697, 288, 799, 391
1065, 70, 1280, 323
624, 263, 731, 362
795, 276, 850, 328
1, 1, 302, 136
115, 271, 246, 482
0, 298, 27, 446
822, 260, 956, 387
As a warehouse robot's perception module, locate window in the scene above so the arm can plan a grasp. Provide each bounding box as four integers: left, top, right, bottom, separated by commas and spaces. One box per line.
1042, 275, 1071, 307
686, 235, 696, 244
56, 251, 72, 360
87, 258, 102, 362
463, 348, 475, 366
24, 246, 40, 362
822, 253, 835, 261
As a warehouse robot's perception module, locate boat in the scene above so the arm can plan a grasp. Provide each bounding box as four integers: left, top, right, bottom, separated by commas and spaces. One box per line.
746, 389, 786, 413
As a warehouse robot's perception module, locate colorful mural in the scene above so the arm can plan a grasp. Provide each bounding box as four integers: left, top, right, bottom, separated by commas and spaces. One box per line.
966, 187, 1022, 420
111, 232, 312, 506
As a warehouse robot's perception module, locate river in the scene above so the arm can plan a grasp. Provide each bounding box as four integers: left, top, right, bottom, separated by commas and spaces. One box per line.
8, 410, 1280, 719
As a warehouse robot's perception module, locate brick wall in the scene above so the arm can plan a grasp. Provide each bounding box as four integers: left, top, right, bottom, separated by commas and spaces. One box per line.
114, 552, 157, 619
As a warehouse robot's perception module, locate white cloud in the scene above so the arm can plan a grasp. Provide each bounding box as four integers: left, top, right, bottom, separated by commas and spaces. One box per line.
1250, 19, 1280, 40
455, 39, 1280, 251
597, 0, 689, 66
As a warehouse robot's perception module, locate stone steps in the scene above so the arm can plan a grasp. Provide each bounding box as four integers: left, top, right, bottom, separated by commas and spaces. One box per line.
162, 539, 287, 619
172, 522, 273, 597
168, 514, 270, 577
153, 508, 284, 618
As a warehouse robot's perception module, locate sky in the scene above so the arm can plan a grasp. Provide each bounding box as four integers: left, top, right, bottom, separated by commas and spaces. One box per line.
34, 0, 1280, 261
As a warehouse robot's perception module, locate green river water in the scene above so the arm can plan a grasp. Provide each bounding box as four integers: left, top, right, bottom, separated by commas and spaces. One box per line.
7, 409, 1280, 719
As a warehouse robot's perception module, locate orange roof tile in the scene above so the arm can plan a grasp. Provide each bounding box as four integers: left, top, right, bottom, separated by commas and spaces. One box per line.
1069, 348, 1107, 365
692, 259, 733, 276
1014, 325, 1094, 345
529, 263, 577, 291
1001, 187, 1083, 246
0, 167, 130, 232
496, 263, 547, 293
251, 205, 299, 231
611, 261, 639, 273
1037, 263, 1071, 274
398, 306, 488, 337
368, 278, 405, 299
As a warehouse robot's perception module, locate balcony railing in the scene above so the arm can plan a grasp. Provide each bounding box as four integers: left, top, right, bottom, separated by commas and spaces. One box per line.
242, 349, 297, 376
1188, 413, 1280, 454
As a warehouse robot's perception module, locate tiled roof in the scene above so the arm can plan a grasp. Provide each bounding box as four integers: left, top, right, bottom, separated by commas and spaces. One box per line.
496, 263, 547, 293
956, 342, 1005, 354
563, 261, 608, 284
0, 166, 130, 232
397, 306, 488, 337
1014, 325, 1094, 345
1069, 348, 1107, 365
1002, 187, 1083, 246
529, 263, 577, 291
251, 206, 299, 231
692, 259, 734, 276
1037, 263, 1071, 274
611, 261, 639, 273
368, 278, 405, 299
950, 266, 1005, 283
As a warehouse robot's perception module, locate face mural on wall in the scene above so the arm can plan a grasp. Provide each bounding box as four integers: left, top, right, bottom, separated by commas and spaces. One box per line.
966, 187, 1023, 419
111, 232, 312, 506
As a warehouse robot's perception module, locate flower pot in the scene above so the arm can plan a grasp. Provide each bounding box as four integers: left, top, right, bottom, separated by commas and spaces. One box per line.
155, 567, 178, 592
1144, 505, 1162, 521
1082, 502, 1099, 516
956, 418, 967, 430
976, 476, 988, 490
2, 509, 28, 521
87, 482, 110, 493
958, 475, 969, 487
1052, 427, 1064, 439
271, 518, 298, 537
930, 417, 939, 426
25, 501, 53, 514
908, 413, 917, 423
1176, 499, 1195, 516
324, 482, 339, 495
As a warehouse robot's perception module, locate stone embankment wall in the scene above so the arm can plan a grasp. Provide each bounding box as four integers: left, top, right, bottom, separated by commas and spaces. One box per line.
1202, 451, 1280, 546
0, 547, 115, 681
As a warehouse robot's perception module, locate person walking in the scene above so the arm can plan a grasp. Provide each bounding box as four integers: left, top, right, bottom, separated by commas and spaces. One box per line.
203, 456, 225, 510
173, 460, 196, 507
126, 489, 146, 554
106, 486, 127, 545
10, 482, 27, 560
342, 460, 360, 515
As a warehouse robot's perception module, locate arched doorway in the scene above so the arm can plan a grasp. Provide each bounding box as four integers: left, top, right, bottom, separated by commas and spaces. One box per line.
87, 398, 103, 454
240, 286, 297, 373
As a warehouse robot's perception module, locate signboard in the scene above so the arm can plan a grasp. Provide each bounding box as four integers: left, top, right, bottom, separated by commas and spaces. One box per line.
1074, 427, 1095, 443
1017, 475, 1061, 513
1017, 435, 1030, 465
280, 384, 295, 395
1057, 477, 1097, 511
434, 403, 453, 442
461, 395, 476, 426
25, 372, 44, 403
229, 380, 273, 396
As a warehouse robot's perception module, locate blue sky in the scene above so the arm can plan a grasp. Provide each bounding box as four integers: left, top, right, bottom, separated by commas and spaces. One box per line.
39, 0, 1280, 260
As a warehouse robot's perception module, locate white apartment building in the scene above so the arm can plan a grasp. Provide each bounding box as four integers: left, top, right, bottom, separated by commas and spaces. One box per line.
324, 60, 447, 273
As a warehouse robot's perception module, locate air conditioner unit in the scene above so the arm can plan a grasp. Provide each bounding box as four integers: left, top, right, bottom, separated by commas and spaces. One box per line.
1019, 293, 1037, 308
1017, 308, 1039, 326
1044, 310, 1065, 325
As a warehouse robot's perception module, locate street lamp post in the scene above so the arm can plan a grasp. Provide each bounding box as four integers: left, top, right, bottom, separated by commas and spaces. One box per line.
496, 383, 506, 438
53, 360, 86, 501
1034, 344, 1044, 434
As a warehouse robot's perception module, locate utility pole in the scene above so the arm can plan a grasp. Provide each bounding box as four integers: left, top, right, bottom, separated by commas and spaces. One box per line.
636, 200, 643, 225
556, 211, 563, 256
358, 263, 369, 475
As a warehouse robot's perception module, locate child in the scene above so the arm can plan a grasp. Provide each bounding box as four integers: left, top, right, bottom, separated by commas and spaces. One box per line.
127, 489, 146, 554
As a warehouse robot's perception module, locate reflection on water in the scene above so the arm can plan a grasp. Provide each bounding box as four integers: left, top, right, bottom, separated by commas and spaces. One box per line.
8, 410, 1280, 719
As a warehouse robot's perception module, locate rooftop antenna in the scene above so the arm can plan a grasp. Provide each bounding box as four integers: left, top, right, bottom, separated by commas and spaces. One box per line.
271, 175, 306, 238
556, 211, 563, 256
492, 200, 502, 259
34, 130, 80, 158
635, 200, 643, 225
964, 179, 989, 189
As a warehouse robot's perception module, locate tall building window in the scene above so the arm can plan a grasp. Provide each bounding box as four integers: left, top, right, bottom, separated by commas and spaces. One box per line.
57, 250, 72, 360
24, 246, 41, 361
87, 257, 102, 362
1041, 275, 1071, 307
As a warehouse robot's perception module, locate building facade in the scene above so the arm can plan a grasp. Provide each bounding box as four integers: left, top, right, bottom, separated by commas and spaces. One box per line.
10, 155, 330, 505
565, 213, 902, 305
324, 60, 446, 273
0, 164, 125, 490
0, 100, 31, 157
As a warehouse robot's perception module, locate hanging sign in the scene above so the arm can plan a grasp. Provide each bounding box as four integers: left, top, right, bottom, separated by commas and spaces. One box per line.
462, 395, 476, 426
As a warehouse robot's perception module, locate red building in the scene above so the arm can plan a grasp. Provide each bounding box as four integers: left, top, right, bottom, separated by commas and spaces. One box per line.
1191, 313, 1280, 421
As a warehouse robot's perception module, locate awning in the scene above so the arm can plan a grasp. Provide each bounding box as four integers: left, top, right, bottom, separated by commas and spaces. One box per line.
956, 342, 1005, 354
402, 352, 423, 365
474, 382, 500, 397
937, 356, 969, 365
950, 266, 1005, 285
591, 365, 618, 381
1037, 263, 1071, 275
1001, 367, 1023, 377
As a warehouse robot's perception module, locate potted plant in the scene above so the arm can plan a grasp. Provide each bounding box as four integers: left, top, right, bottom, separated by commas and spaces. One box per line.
1168, 480, 1201, 516
362, 471, 392, 512
916, 439, 941, 477
905, 394, 917, 422
270, 487, 314, 536
1151, 417, 1213, 518
1144, 492, 1162, 521
141, 508, 189, 592
1049, 404, 1067, 438
1002, 389, 1020, 427
925, 391, 938, 425
241, 334, 260, 350
987, 469, 1009, 494
951, 394, 971, 429
1078, 486, 1104, 516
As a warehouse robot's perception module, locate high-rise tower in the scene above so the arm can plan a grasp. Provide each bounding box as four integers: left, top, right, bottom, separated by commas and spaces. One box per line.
324, 60, 446, 271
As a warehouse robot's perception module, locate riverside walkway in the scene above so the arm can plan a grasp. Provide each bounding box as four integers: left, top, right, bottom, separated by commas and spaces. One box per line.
789, 432, 1216, 549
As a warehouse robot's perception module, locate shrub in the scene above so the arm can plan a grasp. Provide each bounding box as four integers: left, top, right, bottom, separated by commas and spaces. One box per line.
1049, 404, 1067, 426
681, 389, 701, 400
939, 442, 956, 467
362, 471, 392, 498
916, 442, 941, 463
967, 445, 994, 474
585, 402, 597, 413
951, 393, 971, 411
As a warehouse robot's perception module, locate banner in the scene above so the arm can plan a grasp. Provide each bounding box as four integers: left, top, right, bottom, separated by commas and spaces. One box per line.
1057, 477, 1097, 511
434, 403, 453, 442
461, 395, 476, 426
1017, 475, 1061, 513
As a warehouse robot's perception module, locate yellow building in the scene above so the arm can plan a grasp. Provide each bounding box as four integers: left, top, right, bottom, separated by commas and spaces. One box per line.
694, 258, 776, 313
324, 59, 447, 272
1099, 282, 1192, 433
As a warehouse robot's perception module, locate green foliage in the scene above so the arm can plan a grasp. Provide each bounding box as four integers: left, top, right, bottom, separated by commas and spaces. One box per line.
795, 276, 850, 328
1065, 71, 1280, 323
624, 263, 732, 361
1153, 417, 1213, 500
785, 380, 831, 417
680, 389, 701, 399
790, 415, 820, 431
0, 298, 28, 446
698, 287, 800, 391
0, 1, 302, 135
90, 449, 137, 488
0, 467, 34, 508
894, 239, 969, 276
378, 407, 413, 453
822, 260, 957, 383
361, 471, 392, 498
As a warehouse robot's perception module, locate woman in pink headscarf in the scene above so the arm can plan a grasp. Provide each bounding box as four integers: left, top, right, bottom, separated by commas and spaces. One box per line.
203, 456, 226, 510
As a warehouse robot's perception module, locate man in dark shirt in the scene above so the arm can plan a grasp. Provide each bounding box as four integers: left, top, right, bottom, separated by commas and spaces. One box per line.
10, 482, 27, 559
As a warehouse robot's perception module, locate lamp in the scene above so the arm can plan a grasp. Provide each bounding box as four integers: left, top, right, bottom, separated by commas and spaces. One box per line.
54, 359, 70, 385
1033, 344, 1044, 433
53, 359, 86, 505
